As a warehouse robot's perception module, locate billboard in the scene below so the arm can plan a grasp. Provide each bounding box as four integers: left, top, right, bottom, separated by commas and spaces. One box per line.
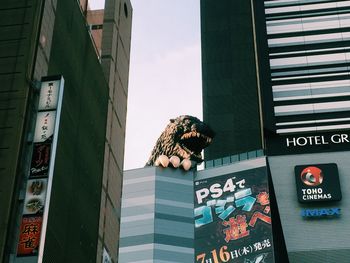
194, 166, 274, 263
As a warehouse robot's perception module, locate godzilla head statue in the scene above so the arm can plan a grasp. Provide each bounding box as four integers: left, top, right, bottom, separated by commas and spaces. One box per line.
146, 115, 215, 170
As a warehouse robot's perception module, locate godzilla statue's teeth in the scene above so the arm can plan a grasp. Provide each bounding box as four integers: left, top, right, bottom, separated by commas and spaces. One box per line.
181, 159, 192, 171
169, 156, 180, 168
156, 155, 169, 167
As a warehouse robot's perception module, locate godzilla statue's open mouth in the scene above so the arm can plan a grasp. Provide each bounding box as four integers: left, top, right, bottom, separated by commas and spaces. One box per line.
146, 115, 215, 170
179, 131, 213, 162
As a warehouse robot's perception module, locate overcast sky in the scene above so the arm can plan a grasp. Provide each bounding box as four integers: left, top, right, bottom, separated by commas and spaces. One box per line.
90, 1, 202, 170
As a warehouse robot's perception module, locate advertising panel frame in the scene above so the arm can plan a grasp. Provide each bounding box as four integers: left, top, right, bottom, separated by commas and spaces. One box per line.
194, 158, 275, 263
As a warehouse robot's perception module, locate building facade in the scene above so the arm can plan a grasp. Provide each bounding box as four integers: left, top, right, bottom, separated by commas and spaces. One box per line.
96, 1, 132, 262
202, 1, 350, 262
202, 0, 350, 159
0, 0, 131, 262
119, 167, 195, 263
201, 0, 264, 161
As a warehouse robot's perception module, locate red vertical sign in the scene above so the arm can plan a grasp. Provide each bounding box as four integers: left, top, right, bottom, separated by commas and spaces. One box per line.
17, 216, 43, 256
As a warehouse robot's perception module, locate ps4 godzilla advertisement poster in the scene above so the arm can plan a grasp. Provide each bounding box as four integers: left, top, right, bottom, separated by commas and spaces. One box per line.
194, 167, 274, 263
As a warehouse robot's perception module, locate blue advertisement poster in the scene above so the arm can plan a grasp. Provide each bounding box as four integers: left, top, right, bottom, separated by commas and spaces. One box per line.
194, 167, 274, 263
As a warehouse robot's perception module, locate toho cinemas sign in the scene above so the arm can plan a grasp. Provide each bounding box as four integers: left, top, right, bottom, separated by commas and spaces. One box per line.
267, 132, 350, 155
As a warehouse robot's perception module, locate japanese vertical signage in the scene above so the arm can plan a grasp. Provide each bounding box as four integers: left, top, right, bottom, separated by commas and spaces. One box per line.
17, 217, 43, 255
17, 76, 64, 258
194, 166, 274, 263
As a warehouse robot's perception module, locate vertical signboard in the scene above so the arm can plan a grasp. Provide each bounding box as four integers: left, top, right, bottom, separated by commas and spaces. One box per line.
17, 216, 43, 256
194, 166, 274, 263
17, 76, 64, 259
30, 143, 51, 178
23, 179, 48, 215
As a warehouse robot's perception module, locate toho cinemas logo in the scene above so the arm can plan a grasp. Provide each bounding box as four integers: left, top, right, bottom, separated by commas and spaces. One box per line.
299, 166, 331, 201
295, 163, 342, 203
286, 133, 350, 147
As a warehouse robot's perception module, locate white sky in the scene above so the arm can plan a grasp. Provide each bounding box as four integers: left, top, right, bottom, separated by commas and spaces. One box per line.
89, 0, 202, 170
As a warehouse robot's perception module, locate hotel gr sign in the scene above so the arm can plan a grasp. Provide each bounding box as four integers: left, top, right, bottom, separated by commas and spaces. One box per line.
267, 131, 350, 155
286, 134, 350, 147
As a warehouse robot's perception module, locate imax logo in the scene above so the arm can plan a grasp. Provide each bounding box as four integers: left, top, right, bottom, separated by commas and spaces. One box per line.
301, 208, 341, 218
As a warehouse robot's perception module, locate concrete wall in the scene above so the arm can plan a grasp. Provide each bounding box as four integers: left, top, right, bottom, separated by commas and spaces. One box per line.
97, 1, 132, 262
40, 1, 109, 262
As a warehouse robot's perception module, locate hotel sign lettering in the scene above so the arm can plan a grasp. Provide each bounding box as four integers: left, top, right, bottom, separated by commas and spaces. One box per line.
266, 131, 350, 155
286, 134, 350, 147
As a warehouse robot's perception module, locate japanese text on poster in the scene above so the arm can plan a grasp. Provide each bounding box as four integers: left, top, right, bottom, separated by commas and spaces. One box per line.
194, 166, 274, 263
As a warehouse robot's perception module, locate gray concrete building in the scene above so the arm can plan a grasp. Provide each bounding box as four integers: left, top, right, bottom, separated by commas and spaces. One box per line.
120, 167, 195, 262
269, 151, 350, 262
0, 1, 132, 262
